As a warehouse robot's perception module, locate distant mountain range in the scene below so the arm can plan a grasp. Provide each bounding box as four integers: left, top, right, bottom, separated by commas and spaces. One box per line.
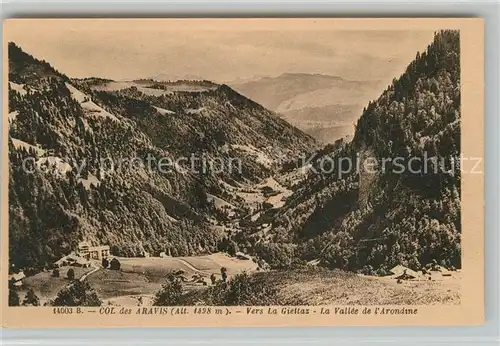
231, 73, 384, 143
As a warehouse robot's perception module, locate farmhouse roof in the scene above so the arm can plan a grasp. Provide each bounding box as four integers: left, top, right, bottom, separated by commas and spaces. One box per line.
433, 265, 450, 272
54, 256, 68, 266
78, 241, 90, 248
74, 257, 90, 265
389, 265, 419, 278
65, 254, 89, 265
235, 251, 251, 259
9, 271, 25, 282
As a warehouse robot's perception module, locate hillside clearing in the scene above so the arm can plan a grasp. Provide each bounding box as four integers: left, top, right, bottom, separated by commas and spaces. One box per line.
114, 253, 257, 282
86, 269, 160, 300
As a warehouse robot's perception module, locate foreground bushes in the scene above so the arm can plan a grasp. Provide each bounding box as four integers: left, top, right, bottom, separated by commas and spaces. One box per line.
50, 281, 102, 306
153, 271, 287, 306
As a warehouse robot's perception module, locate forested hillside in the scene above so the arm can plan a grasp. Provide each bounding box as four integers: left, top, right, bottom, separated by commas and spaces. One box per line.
248, 30, 462, 274
7, 42, 314, 272
8, 30, 462, 278
73, 78, 315, 186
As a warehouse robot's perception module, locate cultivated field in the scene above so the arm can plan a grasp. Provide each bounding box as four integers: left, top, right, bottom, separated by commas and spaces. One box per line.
118, 257, 197, 282
114, 253, 257, 279
86, 268, 159, 302
85, 253, 258, 305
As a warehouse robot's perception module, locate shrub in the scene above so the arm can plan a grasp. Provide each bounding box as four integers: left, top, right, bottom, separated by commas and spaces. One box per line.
262, 202, 273, 210
51, 281, 102, 306
67, 268, 75, 280
22, 288, 40, 306
109, 258, 121, 270
254, 243, 296, 270
9, 289, 20, 306
153, 274, 184, 306
8, 279, 20, 306
52, 268, 60, 277
208, 272, 281, 306
220, 267, 227, 282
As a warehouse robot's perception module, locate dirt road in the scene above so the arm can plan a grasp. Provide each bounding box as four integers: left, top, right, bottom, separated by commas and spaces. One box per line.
79, 263, 100, 282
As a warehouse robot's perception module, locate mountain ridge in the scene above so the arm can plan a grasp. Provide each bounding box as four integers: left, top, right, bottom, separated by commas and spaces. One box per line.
230, 72, 384, 143
7, 42, 316, 272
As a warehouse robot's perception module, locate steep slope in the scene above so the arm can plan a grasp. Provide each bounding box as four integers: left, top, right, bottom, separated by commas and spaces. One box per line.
247, 31, 461, 273
72, 77, 317, 206
231, 73, 383, 143
7, 43, 315, 272
84, 80, 315, 167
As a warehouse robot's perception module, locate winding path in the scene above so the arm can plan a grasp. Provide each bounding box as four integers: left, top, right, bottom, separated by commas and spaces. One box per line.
79, 263, 100, 282
174, 258, 212, 277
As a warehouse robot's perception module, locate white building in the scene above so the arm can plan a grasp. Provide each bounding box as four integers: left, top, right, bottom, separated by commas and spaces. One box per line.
76, 241, 110, 260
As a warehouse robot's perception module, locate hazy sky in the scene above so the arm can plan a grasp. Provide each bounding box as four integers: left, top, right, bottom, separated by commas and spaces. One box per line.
6, 19, 435, 84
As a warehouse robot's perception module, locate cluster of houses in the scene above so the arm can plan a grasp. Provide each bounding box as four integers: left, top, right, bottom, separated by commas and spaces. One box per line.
389, 264, 454, 281
8, 241, 114, 288
54, 254, 92, 268
173, 271, 211, 286
54, 241, 111, 269
139, 249, 175, 258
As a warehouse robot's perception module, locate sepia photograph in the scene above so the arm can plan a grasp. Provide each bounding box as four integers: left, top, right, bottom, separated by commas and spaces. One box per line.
1, 18, 484, 327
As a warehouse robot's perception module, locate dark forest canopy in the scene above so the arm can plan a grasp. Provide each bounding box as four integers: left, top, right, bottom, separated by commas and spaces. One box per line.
250, 30, 462, 273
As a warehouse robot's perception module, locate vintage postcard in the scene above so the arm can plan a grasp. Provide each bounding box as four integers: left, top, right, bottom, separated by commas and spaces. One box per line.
2, 18, 484, 328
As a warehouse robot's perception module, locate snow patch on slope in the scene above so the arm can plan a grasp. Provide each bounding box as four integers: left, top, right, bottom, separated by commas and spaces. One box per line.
8, 111, 19, 122
186, 107, 206, 115
79, 173, 101, 190
65, 83, 119, 121
153, 106, 175, 115
9, 82, 27, 96
10, 137, 46, 156
231, 144, 273, 168
37, 156, 72, 175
